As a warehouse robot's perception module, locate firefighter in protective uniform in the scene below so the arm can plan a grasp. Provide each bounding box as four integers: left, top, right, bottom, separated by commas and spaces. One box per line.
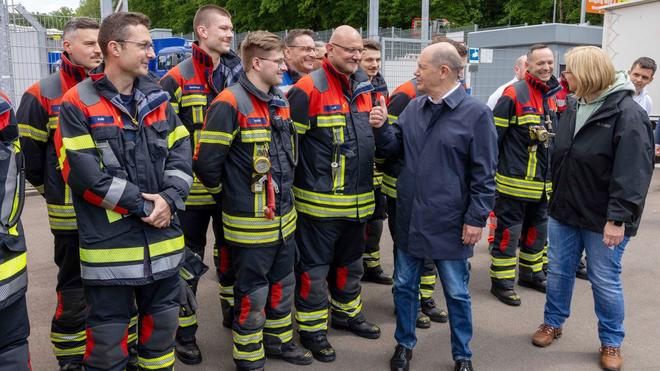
0, 92, 31, 370
490, 44, 561, 306
194, 31, 312, 370
286, 26, 383, 363
159, 4, 242, 363
16, 18, 140, 370
385, 78, 449, 327
359, 38, 393, 285
55, 12, 192, 371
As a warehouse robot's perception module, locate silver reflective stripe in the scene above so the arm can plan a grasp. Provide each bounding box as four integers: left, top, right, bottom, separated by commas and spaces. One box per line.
0, 270, 27, 302
77, 79, 101, 106
164, 169, 193, 189
310, 69, 329, 92
228, 84, 254, 116
152, 252, 183, 274
0, 143, 18, 226
40, 73, 63, 100
100, 177, 126, 210
81, 264, 144, 280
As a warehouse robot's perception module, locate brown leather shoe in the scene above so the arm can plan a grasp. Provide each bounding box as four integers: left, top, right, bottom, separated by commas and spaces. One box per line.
600, 346, 623, 371
531, 323, 562, 347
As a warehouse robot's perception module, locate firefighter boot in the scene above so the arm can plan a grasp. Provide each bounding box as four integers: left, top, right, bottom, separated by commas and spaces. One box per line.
331, 315, 381, 339
490, 284, 521, 306
362, 265, 394, 285
264, 338, 313, 366
175, 335, 202, 365
299, 331, 336, 363
420, 297, 448, 323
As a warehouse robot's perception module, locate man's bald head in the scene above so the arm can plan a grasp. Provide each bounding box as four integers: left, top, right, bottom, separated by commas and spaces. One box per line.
326, 25, 363, 75
423, 42, 463, 74
514, 55, 527, 80
329, 25, 362, 45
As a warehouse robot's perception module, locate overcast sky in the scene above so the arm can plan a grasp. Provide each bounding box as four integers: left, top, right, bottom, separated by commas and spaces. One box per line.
15, 0, 81, 13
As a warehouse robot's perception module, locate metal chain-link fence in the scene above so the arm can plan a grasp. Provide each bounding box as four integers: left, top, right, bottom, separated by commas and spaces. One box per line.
0, 0, 100, 104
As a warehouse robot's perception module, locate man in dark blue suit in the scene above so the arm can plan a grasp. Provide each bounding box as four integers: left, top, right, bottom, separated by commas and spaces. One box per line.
370, 42, 498, 371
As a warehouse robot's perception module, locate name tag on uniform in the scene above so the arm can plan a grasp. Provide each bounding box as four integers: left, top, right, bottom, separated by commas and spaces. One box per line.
247, 117, 267, 126
183, 84, 206, 92
89, 115, 115, 124
324, 104, 342, 112
522, 106, 537, 113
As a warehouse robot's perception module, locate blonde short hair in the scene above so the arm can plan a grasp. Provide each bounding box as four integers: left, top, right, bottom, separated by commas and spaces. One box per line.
564, 46, 615, 98
240, 31, 285, 71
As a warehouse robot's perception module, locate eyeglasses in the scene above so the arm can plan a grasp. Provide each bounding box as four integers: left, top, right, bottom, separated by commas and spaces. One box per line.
116, 39, 154, 55
330, 43, 365, 56
287, 45, 317, 54
257, 57, 287, 67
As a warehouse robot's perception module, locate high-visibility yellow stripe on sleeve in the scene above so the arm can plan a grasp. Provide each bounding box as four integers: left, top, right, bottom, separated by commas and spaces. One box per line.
168, 125, 190, 148
63, 134, 95, 151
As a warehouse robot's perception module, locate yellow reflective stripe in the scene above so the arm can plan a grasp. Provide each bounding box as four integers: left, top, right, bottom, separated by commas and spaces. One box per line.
168, 125, 190, 148
219, 285, 234, 295
490, 257, 517, 266
63, 134, 95, 151
35, 184, 45, 194
519, 251, 543, 261
138, 351, 175, 369
179, 313, 197, 328
420, 275, 436, 285
517, 114, 541, 125
191, 106, 204, 124
495, 173, 546, 190
240, 129, 271, 143
52, 344, 86, 357
223, 211, 297, 245
47, 203, 75, 217
317, 114, 346, 127
130, 315, 138, 327
297, 322, 328, 331
496, 183, 543, 199
150, 235, 184, 258
222, 208, 296, 230
50, 330, 86, 343
48, 116, 58, 130
265, 314, 292, 328
294, 201, 375, 219
293, 121, 309, 134
0, 253, 27, 281
80, 246, 143, 264
526, 150, 537, 180
489, 269, 516, 279
18, 123, 48, 142
295, 309, 328, 321
199, 130, 233, 145
127, 332, 138, 344
519, 262, 544, 271
233, 345, 265, 361
106, 209, 122, 223
293, 187, 374, 205
330, 296, 362, 317
494, 116, 509, 127
181, 94, 207, 106
387, 114, 398, 122
264, 329, 293, 342
233, 331, 263, 345
173, 87, 182, 102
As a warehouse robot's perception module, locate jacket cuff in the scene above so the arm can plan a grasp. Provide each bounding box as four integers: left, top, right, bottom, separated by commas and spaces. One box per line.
159, 188, 185, 213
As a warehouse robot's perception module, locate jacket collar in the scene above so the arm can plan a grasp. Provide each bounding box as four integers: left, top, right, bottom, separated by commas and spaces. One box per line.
88, 63, 169, 122
238, 72, 288, 108
191, 42, 214, 73
60, 52, 88, 88
283, 67, 303, 85
192, 42, 243, 92
370, 72, 388, 94
525, 72, 561, 98
423, 83, 466, 110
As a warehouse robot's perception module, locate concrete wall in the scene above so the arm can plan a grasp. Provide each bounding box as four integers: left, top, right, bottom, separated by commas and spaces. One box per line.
467, 24, 603, 105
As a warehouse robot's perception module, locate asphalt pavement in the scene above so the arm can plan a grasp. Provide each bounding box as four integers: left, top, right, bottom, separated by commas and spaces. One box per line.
23, 170, 660, 370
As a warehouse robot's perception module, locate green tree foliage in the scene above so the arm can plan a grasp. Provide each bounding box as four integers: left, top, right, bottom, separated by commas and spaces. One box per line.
74, 0, 604, 34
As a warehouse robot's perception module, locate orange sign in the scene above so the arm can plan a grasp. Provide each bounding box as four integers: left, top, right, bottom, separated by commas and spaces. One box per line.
587, 0, 624, 14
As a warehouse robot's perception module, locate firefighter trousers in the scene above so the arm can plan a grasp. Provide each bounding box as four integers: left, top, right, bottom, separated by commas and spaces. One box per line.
0, 295, 30, 371
490, 194, 548, 289
230, 237, 296, 370
177, 207, 232, 338
51, 233, 139, 367
83, 274, 180, 371
295, 214, 367, 335
386, 197, 438, 300
363, 189, 387, 271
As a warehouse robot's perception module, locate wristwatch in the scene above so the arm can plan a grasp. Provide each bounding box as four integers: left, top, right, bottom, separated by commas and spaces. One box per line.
609, 220, 623, 226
